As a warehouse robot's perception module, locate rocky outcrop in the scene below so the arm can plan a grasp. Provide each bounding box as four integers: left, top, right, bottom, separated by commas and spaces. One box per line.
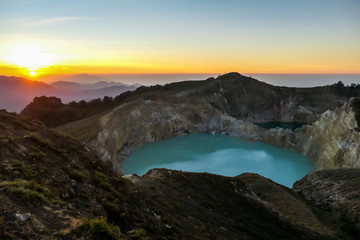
293, 168, 360, 236
292, 98, 360, 170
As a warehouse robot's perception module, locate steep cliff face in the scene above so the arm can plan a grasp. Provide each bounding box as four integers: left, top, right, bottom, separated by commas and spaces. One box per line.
94, 98, 261, 174
95, 98, 301, 174
59, 73, 360, 173
293, 98, 360, 170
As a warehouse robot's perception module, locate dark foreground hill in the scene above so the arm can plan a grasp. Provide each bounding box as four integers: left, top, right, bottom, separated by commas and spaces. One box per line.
1, 110, 359, 239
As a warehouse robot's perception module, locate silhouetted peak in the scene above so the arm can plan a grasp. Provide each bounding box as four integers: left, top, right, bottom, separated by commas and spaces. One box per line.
216, 72, 243, 80
215, 72, 264, 85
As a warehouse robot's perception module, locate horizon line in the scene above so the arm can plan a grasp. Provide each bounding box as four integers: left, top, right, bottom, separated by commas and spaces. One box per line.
44, 72, 360, 75
2, 72, 360, 79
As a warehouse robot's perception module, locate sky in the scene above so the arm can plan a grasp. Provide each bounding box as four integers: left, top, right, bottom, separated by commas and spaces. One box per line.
0, 0, 359, 80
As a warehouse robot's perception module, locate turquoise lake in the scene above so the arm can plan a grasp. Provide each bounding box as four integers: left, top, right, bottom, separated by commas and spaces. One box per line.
124, 134, 315, 188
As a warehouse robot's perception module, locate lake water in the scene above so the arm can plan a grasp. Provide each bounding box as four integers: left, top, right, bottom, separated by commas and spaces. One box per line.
124, 134, 315, 188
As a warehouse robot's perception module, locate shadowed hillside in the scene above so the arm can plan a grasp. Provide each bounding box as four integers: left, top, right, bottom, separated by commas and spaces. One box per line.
21, 96, 117, 127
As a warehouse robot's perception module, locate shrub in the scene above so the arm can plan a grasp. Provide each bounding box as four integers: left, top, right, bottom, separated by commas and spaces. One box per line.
0, 179, 62, 206
127, 228, 149, 239
28, 132, 52, 148
69, 169, 87, 182
8, 160, 37, 179
9, 187, 49, 205
28, 146, 47, 160
103, 201, 126, 224
103, 201, 120, 214
94, 172, 121, 198
11, 119, 28, 130
76, 217, 121, 240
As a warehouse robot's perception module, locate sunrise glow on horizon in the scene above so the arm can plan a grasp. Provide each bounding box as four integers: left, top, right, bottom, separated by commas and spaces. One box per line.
1, 0, 359, 80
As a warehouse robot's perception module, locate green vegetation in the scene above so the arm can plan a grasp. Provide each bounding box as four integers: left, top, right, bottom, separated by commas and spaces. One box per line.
76, 217, 122, 240
103, 201, 120, 214
126, 228, 149, 240
0, 179, 62, 206
7, 160, 37, 179
28, 132, 52, 148
28, 146, 47, 160
21, 96, 77, 127
69, 169, 87, 182
332, 81, 345, 87
20, 85, 165, 128
102, 201, 126, 225
75, 216, 150, 240
21, 96, 119, 128
94, 171, 112, 190
58, 112, 104, 141
11, 119, 28, 130
94, 171, 121, 198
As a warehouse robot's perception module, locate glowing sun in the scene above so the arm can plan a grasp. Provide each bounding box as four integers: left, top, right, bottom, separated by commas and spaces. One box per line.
5, 44, 57, 76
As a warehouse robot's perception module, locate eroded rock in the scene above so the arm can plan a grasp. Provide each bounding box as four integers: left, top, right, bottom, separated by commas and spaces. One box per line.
293, 168, 360, 235
15, 213, 31, 222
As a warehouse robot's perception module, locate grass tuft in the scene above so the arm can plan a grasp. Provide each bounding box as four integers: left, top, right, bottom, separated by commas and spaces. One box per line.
28, 146, 47, 160
8, 160, 37, 179
69, 169, 87, 182
0, 179, 63, 206
76, 217, 121, 240
28, 132, 52, 148
94, 172, 121, 198
126, 228, 150, 239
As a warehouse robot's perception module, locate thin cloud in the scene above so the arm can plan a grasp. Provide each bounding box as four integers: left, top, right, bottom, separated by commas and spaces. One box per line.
20, 17, 93, 27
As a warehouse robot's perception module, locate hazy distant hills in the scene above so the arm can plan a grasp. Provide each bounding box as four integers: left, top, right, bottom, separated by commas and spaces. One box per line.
51, 80, 135, 91
0, 75, 140, 112
48, 73, 104, 84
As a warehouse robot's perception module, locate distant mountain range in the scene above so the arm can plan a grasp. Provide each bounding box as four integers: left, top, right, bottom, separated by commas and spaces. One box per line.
0, 75, 140, 112
50, 80, 140, 91
42, 73, 106, 84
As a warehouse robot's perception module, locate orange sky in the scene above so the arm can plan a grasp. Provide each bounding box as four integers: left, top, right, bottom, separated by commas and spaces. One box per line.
1, 0, 359, 80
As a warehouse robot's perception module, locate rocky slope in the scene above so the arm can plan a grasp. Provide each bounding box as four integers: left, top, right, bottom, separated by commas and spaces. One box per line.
291, 98, 360, 170
59, 73, 360, 173
0, 110, 123, 239
294, 168, 360, 235
1, 110, 360, 239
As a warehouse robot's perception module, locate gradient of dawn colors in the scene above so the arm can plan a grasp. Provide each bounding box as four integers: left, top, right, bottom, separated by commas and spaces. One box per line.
0, 0, 359, 79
